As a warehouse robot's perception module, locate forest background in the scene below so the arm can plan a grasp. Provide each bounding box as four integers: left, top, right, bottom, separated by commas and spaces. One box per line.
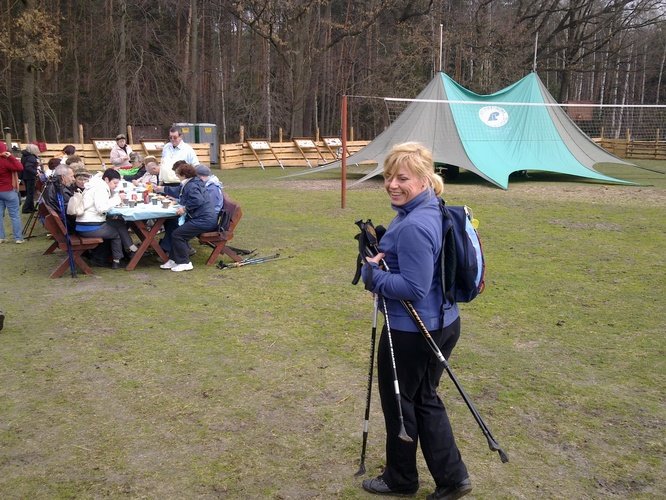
0, 0, 665, 147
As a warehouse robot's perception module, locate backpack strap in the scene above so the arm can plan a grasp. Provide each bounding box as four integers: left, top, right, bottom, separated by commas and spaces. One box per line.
439, 198, 457, 304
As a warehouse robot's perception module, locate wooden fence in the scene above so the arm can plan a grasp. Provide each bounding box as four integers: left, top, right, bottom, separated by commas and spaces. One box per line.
29, 141, 211, 171
219, 140, 371, 169
15, 139, 369, 171
15, 137, 662, 172
596, 138, 666, 161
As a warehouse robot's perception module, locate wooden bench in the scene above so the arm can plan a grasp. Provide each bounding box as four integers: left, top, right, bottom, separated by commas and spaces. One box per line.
197, 196, 243, 266
43, 207, 103, 278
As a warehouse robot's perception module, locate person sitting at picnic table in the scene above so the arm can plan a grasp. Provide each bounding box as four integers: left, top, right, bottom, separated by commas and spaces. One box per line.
156, 163, 217, 272
131, 155, 160, 187
75, 168, 138, 269
195, 164, 224, 213
42, 164, 76, 231
123, 152, 145, 182
110, 134, 133, 169
60, 145, 76, 165
73, 167, 92, 192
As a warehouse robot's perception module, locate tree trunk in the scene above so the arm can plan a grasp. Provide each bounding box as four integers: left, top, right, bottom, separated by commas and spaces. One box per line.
22, 57, 36, 142
188, 0, 199, 122
116, 0, 128, 135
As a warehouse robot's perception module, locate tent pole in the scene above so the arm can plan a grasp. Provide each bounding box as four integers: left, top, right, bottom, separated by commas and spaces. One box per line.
341, 95, 348, 209
439, 23, 444, 73
533, 32, 539, 73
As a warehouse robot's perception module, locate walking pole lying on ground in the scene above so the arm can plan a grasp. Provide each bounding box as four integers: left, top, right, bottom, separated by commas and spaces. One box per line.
217, 253, 290, 269
355, 294, 379, 477
354, 219, 508, 463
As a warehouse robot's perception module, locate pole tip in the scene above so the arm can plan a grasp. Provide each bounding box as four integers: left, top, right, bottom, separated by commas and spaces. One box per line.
398, 429, 413, 443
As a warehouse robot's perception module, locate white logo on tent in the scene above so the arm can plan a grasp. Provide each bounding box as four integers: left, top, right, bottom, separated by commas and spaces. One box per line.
479, 106, 509, 128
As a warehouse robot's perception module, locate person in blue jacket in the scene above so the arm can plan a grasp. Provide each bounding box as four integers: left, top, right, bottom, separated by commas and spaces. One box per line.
157, 163, 217, 272
360, 142, 471, 500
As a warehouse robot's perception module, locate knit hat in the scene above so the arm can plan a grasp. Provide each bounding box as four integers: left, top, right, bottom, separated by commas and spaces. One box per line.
74, 167, 92, 179
195, 164, 211, 176
116, 134, 126, 141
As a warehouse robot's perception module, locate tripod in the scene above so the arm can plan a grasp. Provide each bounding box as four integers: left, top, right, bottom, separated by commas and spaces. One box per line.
22, 183, 47, 239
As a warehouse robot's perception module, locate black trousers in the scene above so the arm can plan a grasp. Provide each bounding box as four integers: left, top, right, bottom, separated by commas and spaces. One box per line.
22, 178, 35, 212
377, 316, 468, 491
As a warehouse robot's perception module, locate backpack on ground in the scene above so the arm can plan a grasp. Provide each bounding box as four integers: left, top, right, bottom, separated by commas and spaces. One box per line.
439, 200, 486, 303
66, 191, 85, 216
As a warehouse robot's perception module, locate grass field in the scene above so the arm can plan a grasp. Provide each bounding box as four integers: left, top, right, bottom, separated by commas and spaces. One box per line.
1, 162, 664, 499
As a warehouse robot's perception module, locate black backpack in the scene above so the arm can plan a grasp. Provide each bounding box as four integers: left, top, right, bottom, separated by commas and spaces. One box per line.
440, 200, 486, 303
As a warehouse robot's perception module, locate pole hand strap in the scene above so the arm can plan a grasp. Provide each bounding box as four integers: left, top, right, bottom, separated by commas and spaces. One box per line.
352, 219, 385, 287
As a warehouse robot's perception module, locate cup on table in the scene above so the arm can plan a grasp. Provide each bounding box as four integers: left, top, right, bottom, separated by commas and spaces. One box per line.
151, 197, 159, 206
128, 200, 137, 208
162, 200, 171, 209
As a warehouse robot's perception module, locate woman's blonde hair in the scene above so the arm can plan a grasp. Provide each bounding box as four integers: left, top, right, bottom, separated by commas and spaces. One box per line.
383, 142, 444, 196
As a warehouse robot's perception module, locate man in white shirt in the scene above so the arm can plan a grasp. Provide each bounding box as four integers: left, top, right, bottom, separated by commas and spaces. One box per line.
159, 127, 200, 186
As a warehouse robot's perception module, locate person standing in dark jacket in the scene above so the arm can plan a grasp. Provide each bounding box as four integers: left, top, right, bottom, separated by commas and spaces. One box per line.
20, 144, 41, 213
156, 163, 216, 272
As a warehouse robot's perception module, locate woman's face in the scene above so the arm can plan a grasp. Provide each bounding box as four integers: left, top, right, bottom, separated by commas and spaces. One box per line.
75, 176, 87, 189
384, 163, 427, 206
106, 178, 120, 191
117, 138, 126, 147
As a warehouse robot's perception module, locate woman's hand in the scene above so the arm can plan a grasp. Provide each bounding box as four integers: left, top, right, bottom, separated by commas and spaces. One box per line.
366, 252, 385, 266
176, 207, 185, 216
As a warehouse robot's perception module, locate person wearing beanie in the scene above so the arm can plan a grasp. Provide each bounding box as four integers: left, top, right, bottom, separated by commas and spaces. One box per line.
20, 143, 41, 213
73, 168, 92, 192
0, 142, 25, 243
195, 164, 224, 213
158, 162, 216, 272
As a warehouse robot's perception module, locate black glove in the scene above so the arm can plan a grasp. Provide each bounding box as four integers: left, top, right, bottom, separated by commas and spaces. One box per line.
352, 219, 385, 285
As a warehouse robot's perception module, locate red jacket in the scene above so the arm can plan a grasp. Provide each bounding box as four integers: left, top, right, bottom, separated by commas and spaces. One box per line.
0, 142, 23, 192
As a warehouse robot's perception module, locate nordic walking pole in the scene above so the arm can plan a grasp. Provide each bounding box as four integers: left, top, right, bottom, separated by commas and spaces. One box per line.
355, 294, 379, 476
380, 295, 412, 444
401, 301, 508, 463
56, 191, 77, 278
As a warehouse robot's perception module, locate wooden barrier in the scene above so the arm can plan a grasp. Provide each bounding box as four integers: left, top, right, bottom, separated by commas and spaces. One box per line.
219, 140, 371, 169
593, 138, 666, 161
38, 142, 211, 171
27, 137, 665, 171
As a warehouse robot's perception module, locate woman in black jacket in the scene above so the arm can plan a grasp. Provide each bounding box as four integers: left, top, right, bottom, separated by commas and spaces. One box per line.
20, 144, 41, 213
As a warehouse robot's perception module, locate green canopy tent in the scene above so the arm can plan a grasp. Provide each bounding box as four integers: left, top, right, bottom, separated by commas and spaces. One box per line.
306, 72, 634, 189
